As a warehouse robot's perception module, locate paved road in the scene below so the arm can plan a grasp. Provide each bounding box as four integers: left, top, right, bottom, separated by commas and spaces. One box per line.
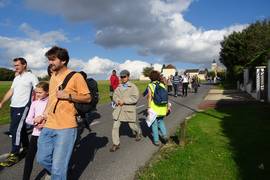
0, 84, 211, 180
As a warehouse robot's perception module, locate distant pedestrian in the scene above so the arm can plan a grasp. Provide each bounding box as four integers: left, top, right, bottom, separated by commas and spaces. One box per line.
0, 58, 39, 167
147, 70, 168, 146
182, 72, 189, 97
109, 70, 119, 108
191, 75, 199, 93
36, 46, 91, 179
167, 75, 173, 94
22, 82, 49, 180
172, 72, 181, 97
110, 70, 142, 152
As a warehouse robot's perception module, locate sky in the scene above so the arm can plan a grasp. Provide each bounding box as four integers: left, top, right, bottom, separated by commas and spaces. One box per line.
0, 0, 269, 79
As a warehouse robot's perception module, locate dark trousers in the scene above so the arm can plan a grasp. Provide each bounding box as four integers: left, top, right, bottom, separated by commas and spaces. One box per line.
167, 85, 173, 93
23, 136, 38, 180
182, 83, 188, 96
10, 106, 30, 153
173, 84, 179, 96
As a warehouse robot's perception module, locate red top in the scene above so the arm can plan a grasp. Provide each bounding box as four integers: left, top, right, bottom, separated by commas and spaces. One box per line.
110, 74, 119, 90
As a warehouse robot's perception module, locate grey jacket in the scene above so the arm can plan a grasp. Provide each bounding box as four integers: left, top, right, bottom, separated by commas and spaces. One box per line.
112, 81, 139, 122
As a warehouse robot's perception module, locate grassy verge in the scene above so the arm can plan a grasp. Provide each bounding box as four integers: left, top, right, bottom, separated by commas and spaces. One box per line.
0, 80, 149, 125
137, 103, 270, 180
0, 81, 11, 125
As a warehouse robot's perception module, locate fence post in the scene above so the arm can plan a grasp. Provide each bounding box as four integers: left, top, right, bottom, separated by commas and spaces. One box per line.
179, 120, 187, 147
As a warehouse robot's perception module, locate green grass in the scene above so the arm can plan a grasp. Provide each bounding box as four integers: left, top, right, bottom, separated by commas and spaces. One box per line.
0, 80, 149, 125
0, 81, 11, 125
137, 103, 270, 180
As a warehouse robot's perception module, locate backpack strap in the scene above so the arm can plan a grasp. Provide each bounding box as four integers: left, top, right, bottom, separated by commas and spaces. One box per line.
149, 81, 159, 97
53, 71, 77, 113
59, 71, 77, 90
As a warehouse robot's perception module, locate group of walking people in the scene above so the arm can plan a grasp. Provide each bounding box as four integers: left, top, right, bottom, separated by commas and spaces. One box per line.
0, 46, 171, 180
166, 72, 200, 97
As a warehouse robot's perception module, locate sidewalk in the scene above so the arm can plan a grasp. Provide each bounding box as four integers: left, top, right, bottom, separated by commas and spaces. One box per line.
198, 89, 256, 109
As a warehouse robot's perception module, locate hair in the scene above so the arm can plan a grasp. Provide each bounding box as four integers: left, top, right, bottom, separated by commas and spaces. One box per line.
47, 65, 53, 77
36, 81, 49, 92
45, 46, 69, 66
112, 70, 116, 73
149, 70, 160, 82
13, 57, 27, 67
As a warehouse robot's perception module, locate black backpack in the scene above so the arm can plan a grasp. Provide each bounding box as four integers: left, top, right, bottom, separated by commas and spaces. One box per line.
53, 71, 99, 116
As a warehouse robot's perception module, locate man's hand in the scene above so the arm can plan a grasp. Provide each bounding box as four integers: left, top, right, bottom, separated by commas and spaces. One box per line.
33, 115, 46, 125
36, 119, 46, 129
117, 100, 124, 106
56, 90, 69, 100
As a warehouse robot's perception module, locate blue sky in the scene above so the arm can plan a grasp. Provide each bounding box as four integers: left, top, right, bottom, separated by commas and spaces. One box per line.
0, 0, 269, 79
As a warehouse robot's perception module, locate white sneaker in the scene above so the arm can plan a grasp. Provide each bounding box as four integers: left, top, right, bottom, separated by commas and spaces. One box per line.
111, 102, 116, 109
44, 174, 51, 180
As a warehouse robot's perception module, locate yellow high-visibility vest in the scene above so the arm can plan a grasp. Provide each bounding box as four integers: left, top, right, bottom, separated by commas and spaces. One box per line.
148, 82, 168, 117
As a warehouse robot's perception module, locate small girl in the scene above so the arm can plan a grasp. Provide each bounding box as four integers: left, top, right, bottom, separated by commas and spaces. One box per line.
22, 81, 49, 180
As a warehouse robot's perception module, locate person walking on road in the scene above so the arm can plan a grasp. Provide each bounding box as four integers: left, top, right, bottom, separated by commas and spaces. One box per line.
0, 58, 39, 167
172, 72, 181, 97
35, 46, 91, 180
147, 70, 168, 146
110, 70, 142, 152
22, 82, 49, 180
182, 72, 189, 97
109, 69, 119, 108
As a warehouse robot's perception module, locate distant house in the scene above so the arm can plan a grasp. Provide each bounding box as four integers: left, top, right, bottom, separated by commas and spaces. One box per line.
211, 59, 226, 75
198, 70, 208, 80
184, 69, 208, 80
161, 64, 177, 79
139, 64, 177, 80
184, 69, 199, 77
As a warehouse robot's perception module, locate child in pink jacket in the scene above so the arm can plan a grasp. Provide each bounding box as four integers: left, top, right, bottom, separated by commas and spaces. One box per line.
23, 82, 49, 180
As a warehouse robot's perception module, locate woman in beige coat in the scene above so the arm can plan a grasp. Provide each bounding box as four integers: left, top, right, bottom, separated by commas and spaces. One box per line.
110, 70, 142, 152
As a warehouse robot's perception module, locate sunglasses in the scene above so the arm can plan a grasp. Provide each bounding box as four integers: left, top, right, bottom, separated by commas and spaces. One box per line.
120, 76, 127, 78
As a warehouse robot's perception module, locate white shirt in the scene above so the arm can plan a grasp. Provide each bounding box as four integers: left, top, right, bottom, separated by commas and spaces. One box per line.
182, 75, 189, 83
10, 71, 39, 107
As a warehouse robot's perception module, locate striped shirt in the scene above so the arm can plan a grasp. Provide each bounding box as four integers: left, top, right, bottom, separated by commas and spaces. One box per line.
172, 75, 181, 84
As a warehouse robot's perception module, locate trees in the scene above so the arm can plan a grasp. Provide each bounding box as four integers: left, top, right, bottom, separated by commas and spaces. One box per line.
142, 66, 154, 77
0, 68, 15, 81
219, 19, 270, 83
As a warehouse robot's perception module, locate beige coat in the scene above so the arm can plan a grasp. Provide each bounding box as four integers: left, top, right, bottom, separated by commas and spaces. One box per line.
112, 81, 139, 122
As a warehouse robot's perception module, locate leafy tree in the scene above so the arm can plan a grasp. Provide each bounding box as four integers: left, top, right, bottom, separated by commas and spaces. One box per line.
219, 19, 270, 83
0, 67, 15, 81
207, 71, 216, 79
142, 66, 154, 77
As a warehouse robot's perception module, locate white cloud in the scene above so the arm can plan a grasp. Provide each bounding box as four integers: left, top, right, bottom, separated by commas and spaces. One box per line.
68, 57, 163, 79
0, 23, 68, 73
82, 56, 117, 75
0, 36, 48, 69
19, 23, 68, 44
0, 22, 162, 79
25, 0, 247, 64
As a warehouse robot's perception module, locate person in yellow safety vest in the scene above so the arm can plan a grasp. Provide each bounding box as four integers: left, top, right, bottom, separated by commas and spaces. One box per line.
147, 70, 168, 146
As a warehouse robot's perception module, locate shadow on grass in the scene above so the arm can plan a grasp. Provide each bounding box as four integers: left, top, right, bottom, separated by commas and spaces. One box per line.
216, 101, 270, 179
167, 98, 270, 179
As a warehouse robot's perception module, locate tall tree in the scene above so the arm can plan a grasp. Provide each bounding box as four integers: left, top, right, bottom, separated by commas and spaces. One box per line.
142, 66, 154, 77
219, 19, 270, 82
0, 67, 15, 81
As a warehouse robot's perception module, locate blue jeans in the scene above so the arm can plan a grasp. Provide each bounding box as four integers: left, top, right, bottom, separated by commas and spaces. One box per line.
151, 116, 167, 143
37, 128, 77, 180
